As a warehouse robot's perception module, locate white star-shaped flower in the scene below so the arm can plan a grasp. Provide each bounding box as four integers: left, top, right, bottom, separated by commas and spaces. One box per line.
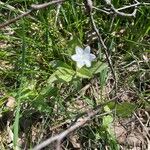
71, 46, 96, 68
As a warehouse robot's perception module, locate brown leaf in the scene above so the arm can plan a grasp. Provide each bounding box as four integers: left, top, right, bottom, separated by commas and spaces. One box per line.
6, 97, 15, 109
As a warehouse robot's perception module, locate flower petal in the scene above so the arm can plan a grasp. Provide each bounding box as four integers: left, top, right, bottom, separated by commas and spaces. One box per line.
77, 61, 85, 68
89, 54, 96, 61
71, 54, 81, 62
75, 46, 83, 55
84, 59, 91, 67
84, 46, 91, 54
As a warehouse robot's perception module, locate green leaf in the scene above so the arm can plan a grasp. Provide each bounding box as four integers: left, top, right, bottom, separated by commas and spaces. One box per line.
108, 102, 136, 118
99, 67, 108, 88
37, 86, 57, 101
32, 100, 53, 114
0, 96, 7, 107
103, 115, 113, 128
90, 61, 108, 74
77, 68, 92, 78
32, 86, 57, 114
48, 67, 75, 83
16, 80, 38, 101
104, 105, 111, 112
116, 102, 136, 118
51, 60, 71, 69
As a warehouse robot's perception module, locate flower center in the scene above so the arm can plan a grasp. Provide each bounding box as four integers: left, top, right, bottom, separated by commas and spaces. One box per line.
81, 53, 89, 61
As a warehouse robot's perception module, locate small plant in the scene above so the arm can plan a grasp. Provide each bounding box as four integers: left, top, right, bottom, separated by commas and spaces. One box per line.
0, 0, 149, 149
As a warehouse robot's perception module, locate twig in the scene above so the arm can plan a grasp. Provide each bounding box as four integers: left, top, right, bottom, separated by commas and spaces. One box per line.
0, 0, 64, 29
84, 0, 150, 92
93, 6, 111, 15
33, 110, 112, 150
104, 0, 140, 17
94, 1, 150, 17
0, 10, 32, 29
50, 119, 71, 131
31, 0, 64, 10
117, 2, 150, 11
56, 140, 61, 150
0, 1, 36, 21
134, 112, 150, 138
109, 2, 138, 17
85, 0, 117, 92
33, 98, 115, 150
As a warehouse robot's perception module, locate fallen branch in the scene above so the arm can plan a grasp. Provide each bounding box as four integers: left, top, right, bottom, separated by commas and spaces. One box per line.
108, 0, 139, 17
30, 0, 64, 10
33, 99, 115, 150
0, 0, 64, 29
33, 110, 112, 150
0, 1, 37, 21
0, 10, 32, 29
84, 0, 150, 17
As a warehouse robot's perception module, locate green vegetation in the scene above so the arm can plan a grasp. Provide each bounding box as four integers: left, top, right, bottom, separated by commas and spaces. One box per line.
0, 0, 149, 149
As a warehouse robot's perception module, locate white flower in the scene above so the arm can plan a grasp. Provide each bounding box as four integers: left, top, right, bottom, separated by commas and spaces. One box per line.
71, 46, 96, 68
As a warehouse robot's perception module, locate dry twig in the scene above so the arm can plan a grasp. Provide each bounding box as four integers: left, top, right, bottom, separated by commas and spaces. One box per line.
134, 112, 150, 139
0, 0, 64, 29
33, 110, 112, 150
1, 0, 149, 28
106, 0, 139, 17
85, 0, 117, 92
91, 0, 150, 17
0, 1, 37, 21
33, 98, 115, 150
